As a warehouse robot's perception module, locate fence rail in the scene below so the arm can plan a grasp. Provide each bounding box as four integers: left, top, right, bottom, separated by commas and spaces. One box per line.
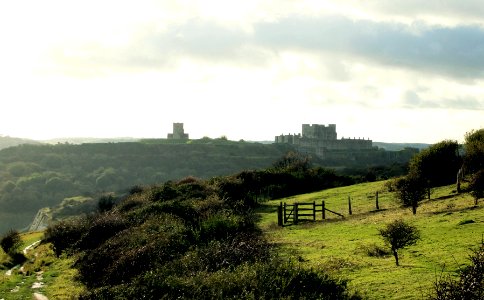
277, 201, 344, 226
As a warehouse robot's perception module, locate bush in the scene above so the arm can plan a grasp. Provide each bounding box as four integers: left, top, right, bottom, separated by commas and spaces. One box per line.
94, 257, 361, 300
0, 229, 22, 256
432, 241, 484, 299
44, 217, 89, 256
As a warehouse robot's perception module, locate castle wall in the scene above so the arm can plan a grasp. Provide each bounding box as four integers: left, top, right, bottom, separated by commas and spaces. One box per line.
274, 124, 372, 158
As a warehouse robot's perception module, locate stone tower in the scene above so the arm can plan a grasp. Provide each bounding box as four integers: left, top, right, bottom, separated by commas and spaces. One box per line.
167, 123, 189, 139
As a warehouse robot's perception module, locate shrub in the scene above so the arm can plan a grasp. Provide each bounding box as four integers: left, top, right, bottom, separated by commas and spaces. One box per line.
0, 229, 22, 256
97, 194, 116, 213
44, 217, 89, 256
432, 241, 484, 299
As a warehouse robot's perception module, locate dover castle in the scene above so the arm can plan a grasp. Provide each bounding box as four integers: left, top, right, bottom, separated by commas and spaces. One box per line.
275, 124, 373, 158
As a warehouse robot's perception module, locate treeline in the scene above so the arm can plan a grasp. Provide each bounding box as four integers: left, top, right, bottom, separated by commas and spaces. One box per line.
0, 139, 413, 233
390, 129, 484, 214
45, 160, 362, 299
0, 142, 292, 232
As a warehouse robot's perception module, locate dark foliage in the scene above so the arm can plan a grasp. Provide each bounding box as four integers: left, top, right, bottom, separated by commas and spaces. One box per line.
432, 241, 484, 300
408, 140, 461, 187
464, 129, 484, 174
97, 194, 116, 213
46, 164, 359, 299
0, 229, 22, 256
469, 169, 484, 205
394, 175, 428, 214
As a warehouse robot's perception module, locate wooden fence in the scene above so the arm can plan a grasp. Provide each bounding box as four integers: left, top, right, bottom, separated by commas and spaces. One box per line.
277, 191, 381, 226
277, 201, 344, 226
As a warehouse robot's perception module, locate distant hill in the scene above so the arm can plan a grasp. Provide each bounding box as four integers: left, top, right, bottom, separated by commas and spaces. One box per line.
0, 136, 41, 150
41, 137, 141, 144
373, 142, 430, 151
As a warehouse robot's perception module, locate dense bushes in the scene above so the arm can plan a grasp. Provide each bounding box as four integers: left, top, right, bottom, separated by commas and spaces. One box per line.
432, 241, 484, 299
46, 173, 359, 299
0, 229, 22, 255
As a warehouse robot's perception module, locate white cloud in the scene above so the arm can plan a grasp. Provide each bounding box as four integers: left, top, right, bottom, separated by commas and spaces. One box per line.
0, 1, 483, 143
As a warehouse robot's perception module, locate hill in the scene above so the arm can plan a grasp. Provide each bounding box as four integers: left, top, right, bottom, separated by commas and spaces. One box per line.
1, 172, 363, 299
1, 178, 481, 299
0, 136, 41, 150
0, 138, 420, 233
257, 182, 483, 299
0, 140, 293, 233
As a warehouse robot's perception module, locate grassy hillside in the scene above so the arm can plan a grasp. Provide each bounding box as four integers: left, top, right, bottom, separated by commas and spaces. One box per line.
0, 231, 84, 299
0, 136, 40, 150
257, 182, 483, 299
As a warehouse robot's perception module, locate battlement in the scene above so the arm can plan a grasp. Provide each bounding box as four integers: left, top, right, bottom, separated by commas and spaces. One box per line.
275, 124, 372, 158
302, 124, 337, 140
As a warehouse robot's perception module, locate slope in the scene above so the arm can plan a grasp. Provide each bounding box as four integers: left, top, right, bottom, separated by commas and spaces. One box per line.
257, 182, 484, 299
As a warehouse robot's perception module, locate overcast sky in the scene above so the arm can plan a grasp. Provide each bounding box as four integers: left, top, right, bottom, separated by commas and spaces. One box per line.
0, 1, 483, 143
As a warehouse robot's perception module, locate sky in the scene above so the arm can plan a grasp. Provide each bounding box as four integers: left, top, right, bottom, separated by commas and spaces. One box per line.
0, 1, 483, 143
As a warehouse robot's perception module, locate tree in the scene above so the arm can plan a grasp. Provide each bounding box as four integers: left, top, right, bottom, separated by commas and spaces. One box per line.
469, 169, 484, 206
395, 175, 427, 214
272, 151, 311, 173
409, 140, 461, 187
464, 129, 484, 174
379, 219, 420, 266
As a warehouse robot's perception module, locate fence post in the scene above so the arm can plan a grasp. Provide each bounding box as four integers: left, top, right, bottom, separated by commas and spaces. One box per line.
294, 203, 299, 225
375, 191, 380, 210
322, 200, 326, 220
278, 202, 283, 226
348, 195, 352, 215
313, 201, 316, 221
283, 202, 287, 223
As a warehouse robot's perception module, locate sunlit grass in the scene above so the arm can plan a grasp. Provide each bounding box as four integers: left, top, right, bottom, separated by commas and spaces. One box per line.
0, 231, 85, 299
258, 182, 484, 299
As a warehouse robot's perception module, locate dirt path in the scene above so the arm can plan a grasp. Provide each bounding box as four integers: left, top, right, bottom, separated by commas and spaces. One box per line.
4, 240, 49, 299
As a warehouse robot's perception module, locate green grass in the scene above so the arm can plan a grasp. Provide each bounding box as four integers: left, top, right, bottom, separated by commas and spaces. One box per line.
258, 181, 484, 299
0, 232, 85, 299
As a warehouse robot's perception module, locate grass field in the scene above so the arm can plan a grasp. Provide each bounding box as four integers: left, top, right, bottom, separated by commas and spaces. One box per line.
257, 181, 484, 299
0, 231, 84, 299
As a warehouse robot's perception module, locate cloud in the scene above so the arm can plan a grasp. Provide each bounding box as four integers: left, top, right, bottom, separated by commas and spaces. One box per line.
403, 90, 484, 110
48, 13, 484, 82
254, 16, 484, 79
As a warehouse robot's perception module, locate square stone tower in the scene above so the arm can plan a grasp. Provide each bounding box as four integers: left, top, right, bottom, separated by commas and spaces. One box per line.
167, 123, 189, 139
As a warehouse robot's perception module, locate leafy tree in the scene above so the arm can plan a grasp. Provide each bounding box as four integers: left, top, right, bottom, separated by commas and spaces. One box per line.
379, 219, 420, 266
395, 175, 427, 214
469, 169, 484, 206
0, 229, 22, 256
464, 129, 484, 174
273, 151, 311, 172
408, 140, 461, 187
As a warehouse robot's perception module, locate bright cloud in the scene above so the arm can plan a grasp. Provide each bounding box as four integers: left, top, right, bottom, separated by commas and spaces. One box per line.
0, 1, 482, 143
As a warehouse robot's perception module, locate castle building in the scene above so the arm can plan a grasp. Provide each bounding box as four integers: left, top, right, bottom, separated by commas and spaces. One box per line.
275, 124, 373, 157
167, 123, 189, 140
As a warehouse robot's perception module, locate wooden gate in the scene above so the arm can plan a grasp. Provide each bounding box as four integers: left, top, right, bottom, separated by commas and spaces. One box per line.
277, 201, 344, 226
